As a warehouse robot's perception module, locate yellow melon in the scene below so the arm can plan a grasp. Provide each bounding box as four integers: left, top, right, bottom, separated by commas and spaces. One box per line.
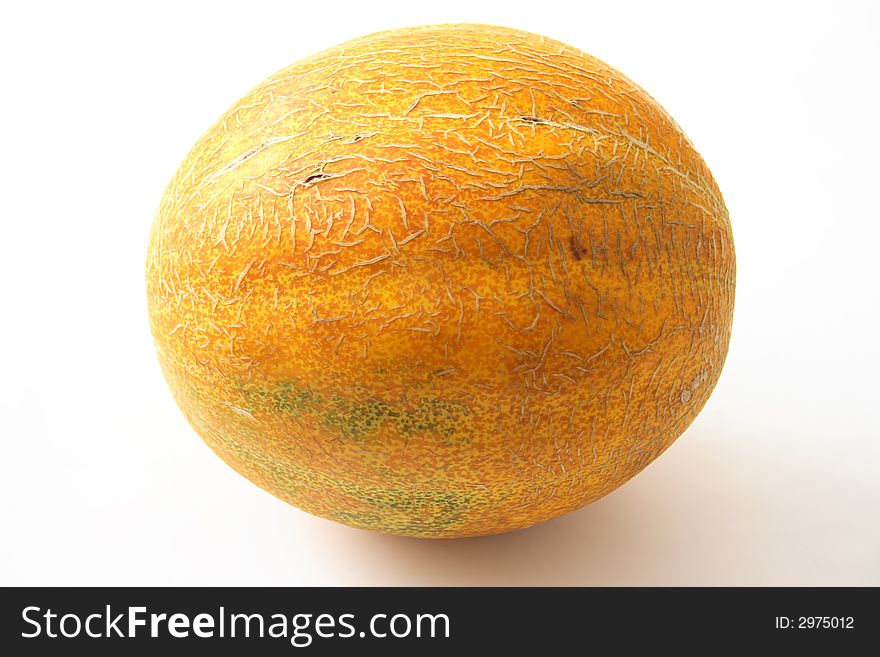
146, 24, 735, 537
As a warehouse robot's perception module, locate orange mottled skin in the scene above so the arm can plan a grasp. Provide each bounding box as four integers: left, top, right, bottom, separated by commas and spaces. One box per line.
147, 24, 735, 537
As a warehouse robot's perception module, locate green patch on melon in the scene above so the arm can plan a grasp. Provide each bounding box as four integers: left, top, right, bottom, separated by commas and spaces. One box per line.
242, 380, 473, 444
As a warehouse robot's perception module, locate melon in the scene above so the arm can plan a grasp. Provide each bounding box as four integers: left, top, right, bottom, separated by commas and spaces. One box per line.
146, 24, 735, 537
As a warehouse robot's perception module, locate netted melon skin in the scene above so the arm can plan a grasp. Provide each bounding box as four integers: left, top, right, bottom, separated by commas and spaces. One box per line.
147, 24, 735, 537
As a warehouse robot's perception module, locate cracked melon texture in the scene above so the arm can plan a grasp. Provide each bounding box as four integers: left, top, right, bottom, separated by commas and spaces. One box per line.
146, 24, 735, 537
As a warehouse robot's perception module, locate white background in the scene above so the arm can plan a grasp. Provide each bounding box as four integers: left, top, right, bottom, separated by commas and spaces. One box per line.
1, 0, 878, 585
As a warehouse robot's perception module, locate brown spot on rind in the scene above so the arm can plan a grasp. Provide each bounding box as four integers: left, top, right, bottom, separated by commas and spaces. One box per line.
569, 233, 588, 261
